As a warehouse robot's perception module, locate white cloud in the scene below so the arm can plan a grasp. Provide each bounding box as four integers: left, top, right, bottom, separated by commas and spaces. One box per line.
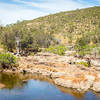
0, 0, 95, 25
95, 0, 100, 3
12, 0, 93, 11
0, 3, 48, 25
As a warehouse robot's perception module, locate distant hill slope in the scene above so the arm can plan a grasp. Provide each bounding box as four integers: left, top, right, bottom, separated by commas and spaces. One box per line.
13, 6, 100, 44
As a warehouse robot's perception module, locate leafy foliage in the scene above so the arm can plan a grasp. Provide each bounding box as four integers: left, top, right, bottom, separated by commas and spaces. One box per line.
75, 34, 90, 56
0, 53, 16, 69
45, 45, 67, 56
0, 24, 55, 53
75, 26, 100, 57
76, 61, 89, 67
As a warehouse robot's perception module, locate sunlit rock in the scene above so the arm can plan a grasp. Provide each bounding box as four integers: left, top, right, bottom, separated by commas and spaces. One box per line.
0, 83, 5, 89
51, 72, 67, 78
92, 81, 100, 92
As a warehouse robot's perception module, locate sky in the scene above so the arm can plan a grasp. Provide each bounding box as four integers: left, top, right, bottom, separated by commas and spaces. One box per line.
0, 0, 100, 25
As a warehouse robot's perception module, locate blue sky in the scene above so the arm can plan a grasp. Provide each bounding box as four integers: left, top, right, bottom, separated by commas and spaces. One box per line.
0, 0, 100, 25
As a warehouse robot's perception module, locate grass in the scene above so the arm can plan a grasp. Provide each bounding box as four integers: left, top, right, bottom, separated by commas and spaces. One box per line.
45, 45, 67, 56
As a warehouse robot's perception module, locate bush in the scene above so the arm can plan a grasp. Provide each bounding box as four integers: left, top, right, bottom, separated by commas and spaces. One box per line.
45, 45, 67, 56
0, 53, 17, 69
75, 34, 91, 57
76, 61, 88, 67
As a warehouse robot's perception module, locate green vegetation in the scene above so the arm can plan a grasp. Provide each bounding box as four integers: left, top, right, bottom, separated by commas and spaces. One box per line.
0, 53, 17, 69
76, 61, 89, 67
75, 34, 91, 56
0, 6, 100, 57
75, 27, 100, 57
0, 24, 55, 54
23, 6, 100, 44
45, 45, 67, 56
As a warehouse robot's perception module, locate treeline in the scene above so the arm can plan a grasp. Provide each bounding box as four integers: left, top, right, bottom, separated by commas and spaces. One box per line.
0, 23, 57, 55
75, 26, 100, 57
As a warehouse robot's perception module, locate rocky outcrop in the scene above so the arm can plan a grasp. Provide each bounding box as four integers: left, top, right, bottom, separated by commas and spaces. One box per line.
0, 83, 5, 89
51, 72, 67, 78
54, 78, 72, 88
54, 75, 95, 92
91, 60, 100, 67
65, 51, 76, 56
3, 52, 100, 92
92, 81, 100, 92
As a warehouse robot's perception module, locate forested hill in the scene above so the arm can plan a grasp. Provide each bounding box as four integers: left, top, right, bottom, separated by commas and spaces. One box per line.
0, 6, 100, 54
1, 6, 100, 44
22, 6, 100, 44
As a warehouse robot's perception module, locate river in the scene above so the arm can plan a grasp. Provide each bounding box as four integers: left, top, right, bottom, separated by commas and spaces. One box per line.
0, 73, 100, 100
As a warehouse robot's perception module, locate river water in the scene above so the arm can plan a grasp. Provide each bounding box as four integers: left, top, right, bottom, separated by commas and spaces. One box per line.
0, 73, 100, 100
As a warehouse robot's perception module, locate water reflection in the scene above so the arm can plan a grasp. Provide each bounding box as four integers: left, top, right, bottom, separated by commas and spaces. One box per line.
0, 73, 26, 89
0, 73, 100, 100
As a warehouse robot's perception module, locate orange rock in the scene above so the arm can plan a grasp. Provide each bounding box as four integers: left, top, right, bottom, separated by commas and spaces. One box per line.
0, 83, 5, 89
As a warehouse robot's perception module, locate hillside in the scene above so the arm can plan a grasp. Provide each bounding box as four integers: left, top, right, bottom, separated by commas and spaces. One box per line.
22, 6, 100, 44
0, 6, 100, 56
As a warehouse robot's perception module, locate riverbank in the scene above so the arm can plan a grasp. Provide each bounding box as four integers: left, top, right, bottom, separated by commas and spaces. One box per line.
1, 72, 98, 100
1, 52, 100, 92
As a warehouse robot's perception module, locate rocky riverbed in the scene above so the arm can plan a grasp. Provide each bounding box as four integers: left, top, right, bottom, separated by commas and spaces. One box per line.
2, 52, 100, 92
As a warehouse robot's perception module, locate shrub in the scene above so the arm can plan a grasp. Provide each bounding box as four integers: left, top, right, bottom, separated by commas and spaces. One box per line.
0, 53, 17, 69
76, 61, 88, 67
45, 45, 67, 56
75, 34, 93, 57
